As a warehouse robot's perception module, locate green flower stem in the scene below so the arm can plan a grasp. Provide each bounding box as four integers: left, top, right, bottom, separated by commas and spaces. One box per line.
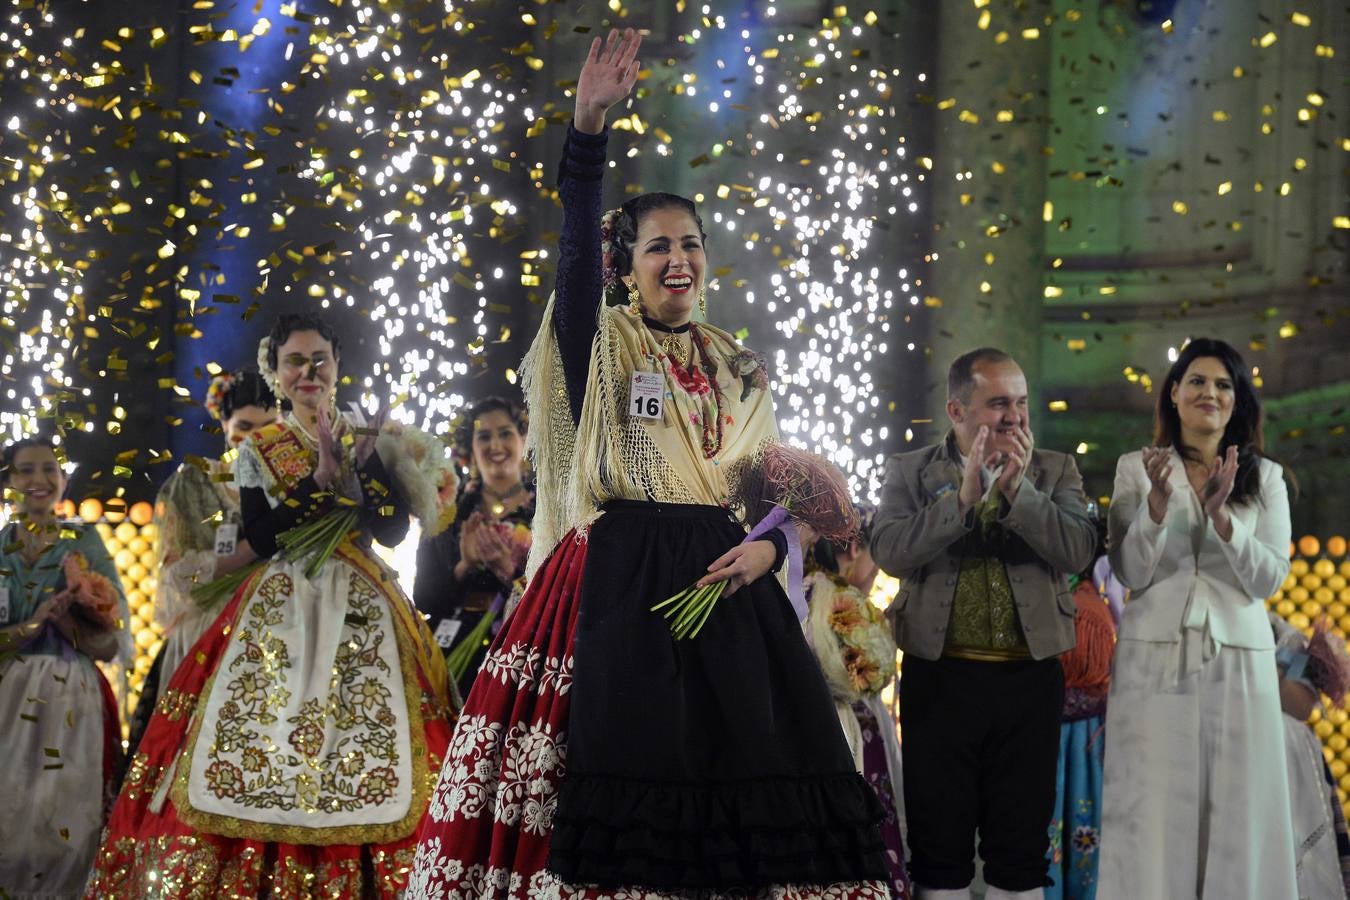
446, 610, 498, 683
672, 585, 714, 633
650, 587, 692, 613
683, 582, 725, 639
190, 558, 266, 612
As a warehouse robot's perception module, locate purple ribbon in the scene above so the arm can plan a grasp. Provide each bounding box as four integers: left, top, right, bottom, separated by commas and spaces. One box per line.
744, 505, 807, 623
488, 591, 508, 636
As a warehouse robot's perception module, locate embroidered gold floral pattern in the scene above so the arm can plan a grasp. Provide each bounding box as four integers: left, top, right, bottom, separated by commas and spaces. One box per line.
199, 568, 404, 816
121, 750, 164, 802
155, 687, 197, 722
89, 834, 416, 899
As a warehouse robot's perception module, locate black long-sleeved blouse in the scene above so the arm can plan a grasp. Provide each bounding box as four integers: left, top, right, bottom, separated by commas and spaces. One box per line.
553, 124, 610, 426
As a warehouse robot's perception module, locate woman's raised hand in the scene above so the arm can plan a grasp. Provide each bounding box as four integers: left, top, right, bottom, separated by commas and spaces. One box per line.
574, 27, 642, 134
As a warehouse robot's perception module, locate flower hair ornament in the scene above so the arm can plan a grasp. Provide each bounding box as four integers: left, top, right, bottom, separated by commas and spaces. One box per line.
599, 206, 622, 292
204, 372, 235, 422
256, 335, 282, 396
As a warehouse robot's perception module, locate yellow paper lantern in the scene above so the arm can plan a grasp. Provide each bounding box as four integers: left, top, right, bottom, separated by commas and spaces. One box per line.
129, 501, 154, 526
78, 498, 103, 523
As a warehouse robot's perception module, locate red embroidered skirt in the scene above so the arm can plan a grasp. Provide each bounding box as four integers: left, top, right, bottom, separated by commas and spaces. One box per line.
87, 549, 455, 899
407, 502, 890, 899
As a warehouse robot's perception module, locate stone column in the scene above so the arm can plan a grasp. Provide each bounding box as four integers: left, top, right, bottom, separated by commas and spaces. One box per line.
923, 0, 1054, 424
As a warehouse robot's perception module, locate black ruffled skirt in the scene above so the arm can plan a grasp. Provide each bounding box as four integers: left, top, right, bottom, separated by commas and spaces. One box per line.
549, 499, 887, 890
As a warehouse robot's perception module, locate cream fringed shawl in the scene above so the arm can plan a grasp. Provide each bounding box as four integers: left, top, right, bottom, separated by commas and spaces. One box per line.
520, 294, 780, 579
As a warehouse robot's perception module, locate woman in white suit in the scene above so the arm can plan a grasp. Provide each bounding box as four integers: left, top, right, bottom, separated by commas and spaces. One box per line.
1097, 338, 1297, 899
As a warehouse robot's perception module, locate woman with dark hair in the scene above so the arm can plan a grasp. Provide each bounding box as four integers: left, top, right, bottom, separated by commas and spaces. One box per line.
408, 28, 887, 899
1097, 338, 1297, 898
0, 435, 130, 896
414, 396, 535, 697
133, 370, 279, 716
89, 313, 457, 898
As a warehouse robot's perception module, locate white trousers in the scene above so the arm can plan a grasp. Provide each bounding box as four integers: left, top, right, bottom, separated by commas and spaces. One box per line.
1097, 639, 1297, 899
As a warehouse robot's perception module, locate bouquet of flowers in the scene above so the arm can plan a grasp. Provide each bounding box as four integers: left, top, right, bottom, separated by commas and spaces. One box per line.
55, 552, 122, 630
652, 443, 857, 639
805, 571, 897, 698
374, 423, 459, 537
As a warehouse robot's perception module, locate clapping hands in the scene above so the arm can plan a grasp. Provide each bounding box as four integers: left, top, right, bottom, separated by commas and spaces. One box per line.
1142, 446, 1174, 525
1201, 445, 1239, 539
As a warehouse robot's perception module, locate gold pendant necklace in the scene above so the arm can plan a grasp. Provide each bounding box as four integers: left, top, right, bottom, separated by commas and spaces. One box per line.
643, 315, 691, 367
659, 333, 688, 367
481, 481, 526, 517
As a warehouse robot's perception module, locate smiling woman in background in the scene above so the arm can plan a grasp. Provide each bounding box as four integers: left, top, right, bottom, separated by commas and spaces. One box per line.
0, 435, 130, 898
414, 395, 535, 697
1097, 337, 1297, 900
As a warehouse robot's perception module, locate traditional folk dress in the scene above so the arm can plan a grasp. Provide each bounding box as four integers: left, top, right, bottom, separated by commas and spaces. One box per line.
123, 460, 243, 758
87, 414, 455, 898
1045, 580, 1114, 900
803, 569, 909, 898
405, 124, 888, 899
0, 523, 129, 899
150, 459, 242, 696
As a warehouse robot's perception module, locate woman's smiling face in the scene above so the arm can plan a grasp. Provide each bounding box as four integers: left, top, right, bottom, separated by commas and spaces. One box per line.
6, 444, 65, 517
625, 205, 706, 325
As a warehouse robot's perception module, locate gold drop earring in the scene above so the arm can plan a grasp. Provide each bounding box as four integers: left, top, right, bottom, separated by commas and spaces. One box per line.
698, 284, 707, 317
628, 281, 642, 315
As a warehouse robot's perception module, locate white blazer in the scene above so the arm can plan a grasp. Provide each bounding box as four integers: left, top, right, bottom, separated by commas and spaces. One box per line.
1108, 448, 1291, 650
